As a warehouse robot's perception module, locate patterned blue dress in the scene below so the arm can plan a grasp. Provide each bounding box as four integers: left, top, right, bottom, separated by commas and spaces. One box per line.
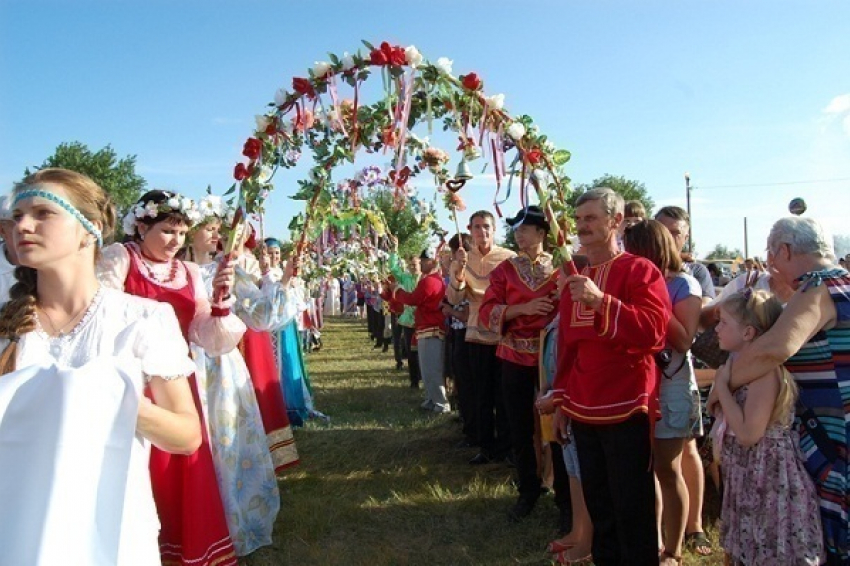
785, 268, 850, 565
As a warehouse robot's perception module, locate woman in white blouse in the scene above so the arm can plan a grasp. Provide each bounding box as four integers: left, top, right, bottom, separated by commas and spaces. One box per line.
0, 168, 200, 565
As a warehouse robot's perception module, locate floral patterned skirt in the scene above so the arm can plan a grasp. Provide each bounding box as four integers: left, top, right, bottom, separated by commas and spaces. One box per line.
720, 429, 824, 565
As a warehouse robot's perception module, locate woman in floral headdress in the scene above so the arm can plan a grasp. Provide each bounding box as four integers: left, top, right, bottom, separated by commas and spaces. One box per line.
99, 189, 243, 566
186, 196, 285, 556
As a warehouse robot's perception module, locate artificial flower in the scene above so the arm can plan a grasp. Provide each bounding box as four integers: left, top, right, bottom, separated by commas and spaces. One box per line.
405, 45, 423, 68
166, 197, 181, 209
255, 115, 272, 132
257, 165, 274, 183
435, 57, 453, 75
292, 109, 315, 132
285, 149, 302, 162
313, 61, 332, 78
507, 122, 526, 140
341, 52, 356, 71
292, 77, 316, 99
381, 126, 398, 147
274, 88, 288, 107
242, 137, 263, 160
525, 148, 543, 165
122, 211, 137, 236
234, 162, 253, 181
486, 93, 505, 110
461, 72, 482, 91
370, 42, 406, 66
144, 201, 160, 218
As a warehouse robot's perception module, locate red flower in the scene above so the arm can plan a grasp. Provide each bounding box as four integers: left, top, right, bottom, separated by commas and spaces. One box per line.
389, 45, 406, 66
242, 138, 262, 160
370, 42, 406, 67
462, 72, 482, 91
264, 120, 278, 136
526, 148, 543, 165
234, 162, 253, 181
292, 77, 316, 99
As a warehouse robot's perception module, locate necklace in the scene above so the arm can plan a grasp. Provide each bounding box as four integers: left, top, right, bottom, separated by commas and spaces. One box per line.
140, 255, 180, 285
38, 286, 102, 339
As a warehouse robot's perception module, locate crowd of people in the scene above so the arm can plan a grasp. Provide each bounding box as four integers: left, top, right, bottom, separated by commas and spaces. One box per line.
347, 189, 849, 566
1, 169, 849, 566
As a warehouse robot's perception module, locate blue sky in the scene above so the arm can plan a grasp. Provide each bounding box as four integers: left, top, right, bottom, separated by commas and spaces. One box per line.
2, 1, 849, 257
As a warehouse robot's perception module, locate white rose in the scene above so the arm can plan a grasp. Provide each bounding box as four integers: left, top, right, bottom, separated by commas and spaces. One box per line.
145, 202, 159, 218
313, 61, 331, 78
274, 88, 288, 107
405, 45, 423, 68
530, 125, 540, 135
258, 165, 274, 183
166, 197, 180, 209
507, 122, 526, 140
486, 94, 505, 110
435, 57, 453, 75
341, 52, 356, 71
255, 115, 271, 132
122, 212, 137, 236
544, 141, 555, 153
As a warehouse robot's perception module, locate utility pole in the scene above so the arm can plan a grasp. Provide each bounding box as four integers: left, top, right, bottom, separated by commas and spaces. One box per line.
685, 172, 692, 253
744, 217, 749, 259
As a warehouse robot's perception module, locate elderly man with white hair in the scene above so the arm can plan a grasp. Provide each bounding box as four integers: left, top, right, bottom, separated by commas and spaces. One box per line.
719, 216, 850, 566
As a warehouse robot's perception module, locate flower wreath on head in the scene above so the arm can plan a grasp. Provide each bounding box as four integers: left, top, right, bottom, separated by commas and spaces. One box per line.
122, 192, 202, 237
195, 195, 234, 227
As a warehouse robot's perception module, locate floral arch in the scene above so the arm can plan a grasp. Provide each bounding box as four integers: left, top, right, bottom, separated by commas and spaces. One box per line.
228, 40, 575, 274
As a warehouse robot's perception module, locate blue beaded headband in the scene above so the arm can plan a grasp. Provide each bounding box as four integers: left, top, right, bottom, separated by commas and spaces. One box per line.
13, 188, 103, 247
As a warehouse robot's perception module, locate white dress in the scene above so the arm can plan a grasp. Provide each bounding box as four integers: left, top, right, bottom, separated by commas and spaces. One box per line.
0, 287, 195, 566
323, 277, 340, 316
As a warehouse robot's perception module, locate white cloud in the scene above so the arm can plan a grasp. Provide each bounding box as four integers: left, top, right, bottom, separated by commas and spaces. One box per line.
824, 94, 850, 115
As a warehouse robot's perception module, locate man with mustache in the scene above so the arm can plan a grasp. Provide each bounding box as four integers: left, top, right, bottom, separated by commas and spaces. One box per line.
553, 188, 671, 565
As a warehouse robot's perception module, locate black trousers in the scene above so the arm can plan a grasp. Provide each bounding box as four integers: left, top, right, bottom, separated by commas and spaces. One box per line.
469, 342, 510, 457
550, 441, 572, 516
572, 414, 658, 566
501, 360, 541, 498
450, 329, 476, 441
391, 314, 404, 364
402, 326, 420, 387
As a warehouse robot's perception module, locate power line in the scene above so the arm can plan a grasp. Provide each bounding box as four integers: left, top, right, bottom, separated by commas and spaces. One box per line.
697, 177, 850, 190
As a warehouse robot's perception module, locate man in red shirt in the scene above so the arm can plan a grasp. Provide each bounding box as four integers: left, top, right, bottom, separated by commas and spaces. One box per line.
480, 205, 559, 521
554, 188, 670, 565
392, 248, 449, 412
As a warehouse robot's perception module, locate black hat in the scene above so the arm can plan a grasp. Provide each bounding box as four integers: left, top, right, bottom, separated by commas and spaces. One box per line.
506, 205, 549, 232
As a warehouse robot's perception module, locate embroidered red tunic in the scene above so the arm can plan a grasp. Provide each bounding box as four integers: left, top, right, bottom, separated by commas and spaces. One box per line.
479, 252, 560, 367
554, 253, 670, 424
393, 272, 446, 340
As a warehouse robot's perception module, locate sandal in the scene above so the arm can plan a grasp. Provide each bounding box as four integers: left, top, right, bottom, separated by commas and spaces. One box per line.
659, 550, 682, 565
684, 531, 714, 556
546, 540, 575, 554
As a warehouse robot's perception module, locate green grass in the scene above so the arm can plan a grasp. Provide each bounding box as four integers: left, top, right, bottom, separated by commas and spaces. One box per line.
242, 317, 723, 566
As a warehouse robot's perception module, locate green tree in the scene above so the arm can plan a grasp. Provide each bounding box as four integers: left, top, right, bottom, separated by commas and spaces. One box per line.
704, 244, 743, 260
366, 189, 430, 259
26, 142, 146, 213
569, 174, 655, 217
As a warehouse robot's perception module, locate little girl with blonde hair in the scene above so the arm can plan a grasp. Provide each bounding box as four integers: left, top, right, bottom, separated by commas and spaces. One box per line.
709, 289, 823, 565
